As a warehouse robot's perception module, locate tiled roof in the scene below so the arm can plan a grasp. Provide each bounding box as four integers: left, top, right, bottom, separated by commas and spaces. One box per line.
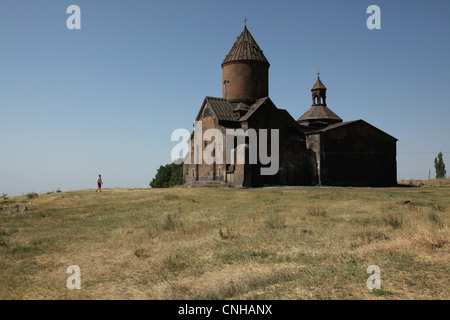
196, 97, 238, 122
312, 77, 327, 90
297, 105, 342, 122
233, 102, 250, 112
222, 26, 269, 67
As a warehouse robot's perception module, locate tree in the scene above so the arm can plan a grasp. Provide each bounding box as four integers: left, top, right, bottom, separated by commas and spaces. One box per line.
434, 152, 446, 179
149, 162, 183, 188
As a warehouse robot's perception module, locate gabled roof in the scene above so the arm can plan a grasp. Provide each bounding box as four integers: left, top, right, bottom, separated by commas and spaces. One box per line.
307, 120, 359, 133
278, 109, 302, 128
239, 97, 271, 121
312, 77, 327, 90
297, 105, 342, 122
222, 26, 269, 67
195, 97, 238, 122
306, 119, 398, 141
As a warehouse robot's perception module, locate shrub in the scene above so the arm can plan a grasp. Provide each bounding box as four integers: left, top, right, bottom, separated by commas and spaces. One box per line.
26, 192, 39, 199
1, 193, 8, 200
150, 161, 183, 188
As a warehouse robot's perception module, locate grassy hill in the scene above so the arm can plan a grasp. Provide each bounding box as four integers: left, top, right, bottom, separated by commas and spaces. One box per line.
0, 185, 449, 299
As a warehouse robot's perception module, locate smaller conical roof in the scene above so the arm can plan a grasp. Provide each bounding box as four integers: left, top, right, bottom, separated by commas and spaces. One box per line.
312, 77, 327, 90
222, 26, 269, 67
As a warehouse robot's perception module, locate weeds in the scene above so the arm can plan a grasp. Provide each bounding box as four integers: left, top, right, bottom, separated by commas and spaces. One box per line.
26, 192, 39, 199
161, 253, 189, 274
1, 187, 449, 300
146, 213, 185, 237
371, 289, 394, 297
162, 213, 184, 232
134, 248, 148, 259
431, 204, 445, 212
265, 214, 286, 230
384, 214, 403, 229
428, 211, 444, 229
196, 269, 295, 300
219, 226, 237, 240
308, 207, 327, 217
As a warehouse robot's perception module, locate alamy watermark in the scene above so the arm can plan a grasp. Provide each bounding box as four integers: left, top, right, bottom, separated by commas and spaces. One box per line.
367, 5, 381, 30
171, 121, 280, 175
65, 5, 379, 31
366, 265, 381, 290
66, 5, 81, 30
66, 265, 81, 290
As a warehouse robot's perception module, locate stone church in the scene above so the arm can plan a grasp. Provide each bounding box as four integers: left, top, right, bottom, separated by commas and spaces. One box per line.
183, 26, 397, 187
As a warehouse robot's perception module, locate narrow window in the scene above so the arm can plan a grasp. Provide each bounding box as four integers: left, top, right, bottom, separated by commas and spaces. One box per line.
223, 80, 229, 98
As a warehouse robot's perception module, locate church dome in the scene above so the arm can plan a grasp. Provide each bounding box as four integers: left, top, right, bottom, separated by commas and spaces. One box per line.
221, 26, 270, 104
222, 26, 270, 67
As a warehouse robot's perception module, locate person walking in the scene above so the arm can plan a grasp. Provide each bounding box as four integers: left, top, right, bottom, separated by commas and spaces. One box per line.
96, 174, 103, 192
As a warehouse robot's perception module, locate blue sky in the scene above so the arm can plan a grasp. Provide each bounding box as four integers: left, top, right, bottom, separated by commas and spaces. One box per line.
1, 0, 449, 196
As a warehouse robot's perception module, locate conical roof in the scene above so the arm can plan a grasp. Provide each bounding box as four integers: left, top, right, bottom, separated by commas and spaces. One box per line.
222, 26, 269, 67
312, 77, 327, 90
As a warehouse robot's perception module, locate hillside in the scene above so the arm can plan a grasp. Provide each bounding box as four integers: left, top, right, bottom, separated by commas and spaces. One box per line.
0, 186, 449, 299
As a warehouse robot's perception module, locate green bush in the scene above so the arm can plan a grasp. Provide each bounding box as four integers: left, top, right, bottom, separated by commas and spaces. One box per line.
26, 192, 39, 199
150, 162, 183, 188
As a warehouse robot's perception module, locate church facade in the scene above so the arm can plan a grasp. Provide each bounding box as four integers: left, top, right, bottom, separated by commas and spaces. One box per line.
183, 26, 397, 187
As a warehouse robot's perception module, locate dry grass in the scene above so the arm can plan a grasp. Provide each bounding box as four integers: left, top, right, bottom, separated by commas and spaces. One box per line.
0, 185, 448, 300
399, 177, 450, 187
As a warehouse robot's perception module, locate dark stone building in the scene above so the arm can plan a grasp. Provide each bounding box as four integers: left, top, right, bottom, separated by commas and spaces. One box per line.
183, 26, 397, 187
